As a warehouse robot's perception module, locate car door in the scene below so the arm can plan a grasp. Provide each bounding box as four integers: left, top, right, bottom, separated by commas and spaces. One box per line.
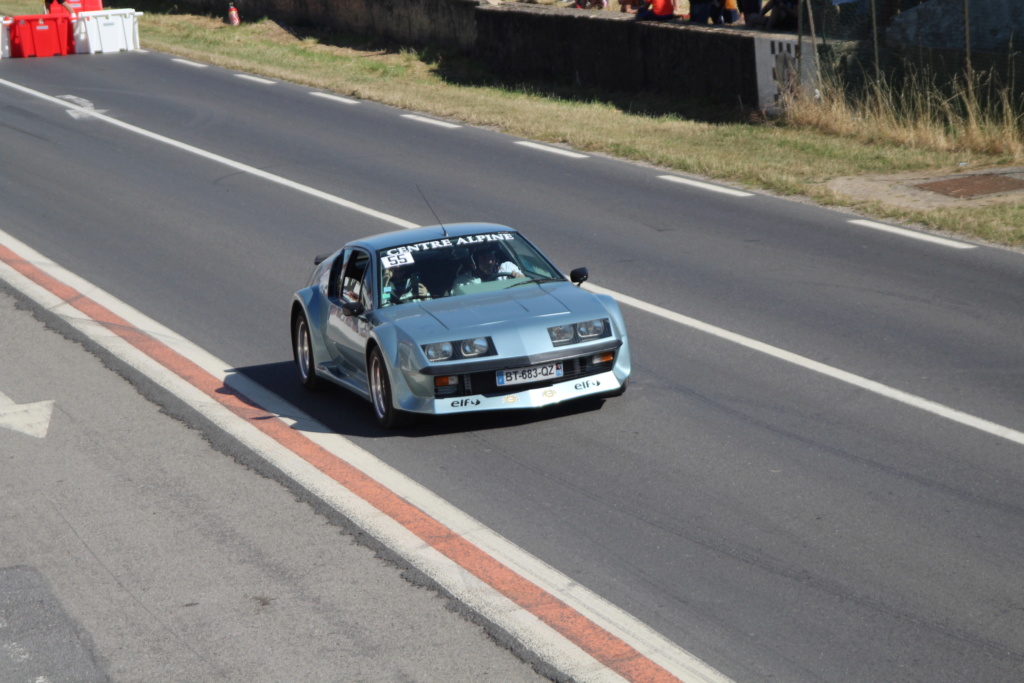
325, 248, 374, 389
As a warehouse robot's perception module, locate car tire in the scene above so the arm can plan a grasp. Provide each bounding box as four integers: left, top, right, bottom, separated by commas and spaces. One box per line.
294, 312, 322, 391
368, 347, 413, 429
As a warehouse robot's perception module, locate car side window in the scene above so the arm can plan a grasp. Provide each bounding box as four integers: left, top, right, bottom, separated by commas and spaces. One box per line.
328, 248, 350, 300
359, 261, 374, 311
340, 250, 370, 305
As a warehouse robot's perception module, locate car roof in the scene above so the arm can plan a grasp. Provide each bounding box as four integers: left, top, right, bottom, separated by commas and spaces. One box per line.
346, 223, 516, 252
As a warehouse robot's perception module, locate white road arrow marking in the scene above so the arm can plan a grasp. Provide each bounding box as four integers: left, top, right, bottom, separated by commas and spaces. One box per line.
0, 391, 54, 439
58, 95, 109, 120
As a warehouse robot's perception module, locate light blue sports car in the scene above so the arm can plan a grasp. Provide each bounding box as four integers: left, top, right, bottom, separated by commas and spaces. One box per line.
291, 223, 630, 427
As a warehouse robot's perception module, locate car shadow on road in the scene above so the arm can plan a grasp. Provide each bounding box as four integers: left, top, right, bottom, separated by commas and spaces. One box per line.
229, 361, 609, 439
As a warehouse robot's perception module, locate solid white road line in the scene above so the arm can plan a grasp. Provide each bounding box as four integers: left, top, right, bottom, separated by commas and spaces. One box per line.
588, 283, 1024, 447
514, 141, 589, 159
848, 219, 976, 249
0, 78, 417, 230
0, 80, 1013, 447
401, 114, 461, 129
659, 175, 754, 197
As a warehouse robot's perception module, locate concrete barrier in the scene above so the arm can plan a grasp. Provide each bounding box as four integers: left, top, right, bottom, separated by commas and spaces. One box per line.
176, 0, 818, 109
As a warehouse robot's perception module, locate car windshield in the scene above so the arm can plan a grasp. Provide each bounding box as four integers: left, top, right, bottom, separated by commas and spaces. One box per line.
377, 232, 563, 308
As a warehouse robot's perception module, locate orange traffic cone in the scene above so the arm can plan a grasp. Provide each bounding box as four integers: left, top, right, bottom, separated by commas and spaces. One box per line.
227, 2, 240, 26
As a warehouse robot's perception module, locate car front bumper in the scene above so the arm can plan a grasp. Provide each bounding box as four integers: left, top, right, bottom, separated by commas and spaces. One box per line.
421, 369, 624, 415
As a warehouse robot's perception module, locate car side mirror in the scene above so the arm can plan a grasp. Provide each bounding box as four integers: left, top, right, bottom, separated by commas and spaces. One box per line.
341, 301, 365, 317
314, 253, 332, 266
570, 267, 589, 286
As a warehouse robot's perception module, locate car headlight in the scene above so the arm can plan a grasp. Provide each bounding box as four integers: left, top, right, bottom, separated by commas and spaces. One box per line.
423, 337, 495, 362
547, 319, 610, 346
576, 318, 606, 340
547, 324, 576, 347
459, 337, 490, 358
423, 341, 454, 362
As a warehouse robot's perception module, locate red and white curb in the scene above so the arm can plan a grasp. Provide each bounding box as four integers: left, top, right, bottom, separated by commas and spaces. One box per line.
0, 229, 731, 683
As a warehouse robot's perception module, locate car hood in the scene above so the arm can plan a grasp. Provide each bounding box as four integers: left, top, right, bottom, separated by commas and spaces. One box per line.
379, 282, 609, 339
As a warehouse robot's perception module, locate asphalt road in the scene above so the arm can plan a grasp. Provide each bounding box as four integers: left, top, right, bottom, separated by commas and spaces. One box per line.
0, 287, 546, 682
1, 50, 1022, 682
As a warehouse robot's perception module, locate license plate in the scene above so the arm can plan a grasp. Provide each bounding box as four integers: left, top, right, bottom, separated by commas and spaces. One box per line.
496, 362, 563, 387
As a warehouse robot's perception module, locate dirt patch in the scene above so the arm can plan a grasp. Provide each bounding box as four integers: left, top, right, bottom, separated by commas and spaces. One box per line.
826, 167, 1024, 212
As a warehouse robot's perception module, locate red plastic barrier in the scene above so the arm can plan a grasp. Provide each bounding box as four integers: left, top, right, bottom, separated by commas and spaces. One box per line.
44, 0, 104, 15
8, 14, 74, 57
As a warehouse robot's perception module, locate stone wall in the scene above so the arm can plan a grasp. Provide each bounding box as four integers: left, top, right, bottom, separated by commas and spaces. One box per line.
473, 5, 762, 105
178, 0, 818, 109
887, 0, 1023, 53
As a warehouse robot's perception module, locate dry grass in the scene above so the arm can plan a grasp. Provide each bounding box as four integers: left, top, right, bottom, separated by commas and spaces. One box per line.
6, 0, 1023, 247
786, 72, 1024, 159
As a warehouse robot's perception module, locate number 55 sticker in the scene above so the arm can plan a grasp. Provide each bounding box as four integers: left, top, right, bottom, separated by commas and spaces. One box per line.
382, 252, 415, 268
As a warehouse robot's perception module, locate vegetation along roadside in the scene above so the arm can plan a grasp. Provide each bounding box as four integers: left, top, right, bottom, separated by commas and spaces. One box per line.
10, 0, 1023, 247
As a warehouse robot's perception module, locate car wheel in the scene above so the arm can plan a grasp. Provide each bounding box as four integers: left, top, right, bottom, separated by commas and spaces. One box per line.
294, 313, 322, 391
368, 347, 413, 429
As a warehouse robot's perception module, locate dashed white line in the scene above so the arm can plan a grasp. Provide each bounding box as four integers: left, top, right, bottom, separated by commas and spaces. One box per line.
514, 141, 588, 159
171, 58, 207, 68
311, 92, 360, 105
401, 114, 461, 129
0, 77, 1012, 449
659, 175, 754, 197
235, 74, 275, 84
849, 219, 975, 249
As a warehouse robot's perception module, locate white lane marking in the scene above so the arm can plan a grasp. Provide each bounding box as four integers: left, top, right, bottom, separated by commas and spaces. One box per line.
0, 390, 54, 439
0, 79, 1012, 447
0, 231, 730, 683
659, 175, 754, 197
0, 78, 417, 230
849, 219, 976, 249
514, 141, 589, 159
311, 92, 359, 105
589, 283, 1024, 447
235, 74, 275, 84
401, 114, 461, 129
171, 58, 207, 68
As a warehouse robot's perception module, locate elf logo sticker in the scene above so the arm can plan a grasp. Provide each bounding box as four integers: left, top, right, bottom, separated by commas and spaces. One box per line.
450, 398, 481, 408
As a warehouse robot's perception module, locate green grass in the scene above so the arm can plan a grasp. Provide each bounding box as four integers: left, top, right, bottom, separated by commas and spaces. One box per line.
8, 0, 1023, 247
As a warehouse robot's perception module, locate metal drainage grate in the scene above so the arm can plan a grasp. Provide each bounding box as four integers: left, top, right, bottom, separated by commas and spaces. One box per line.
916, 174, 1024, 198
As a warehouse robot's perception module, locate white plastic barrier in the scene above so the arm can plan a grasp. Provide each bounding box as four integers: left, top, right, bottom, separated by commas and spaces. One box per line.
1, 17, 12, 59
73, 8, 142, 54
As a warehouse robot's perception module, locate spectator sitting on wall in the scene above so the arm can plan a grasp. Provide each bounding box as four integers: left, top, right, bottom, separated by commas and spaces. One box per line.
745, 0, 798, 30
689, 0, 713, 23
575, 0, 609, 9
710, 0, 741, 24
636, 0, 676, 21
619, 0, 643, 13
738, 0, 761, 20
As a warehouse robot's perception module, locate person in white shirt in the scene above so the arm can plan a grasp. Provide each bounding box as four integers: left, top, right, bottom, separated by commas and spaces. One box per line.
450, 246, 523, 292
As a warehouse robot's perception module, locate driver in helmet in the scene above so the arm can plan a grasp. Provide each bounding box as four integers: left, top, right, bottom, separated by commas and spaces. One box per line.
450, 245, 523, 292
382, 262, 431, 306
